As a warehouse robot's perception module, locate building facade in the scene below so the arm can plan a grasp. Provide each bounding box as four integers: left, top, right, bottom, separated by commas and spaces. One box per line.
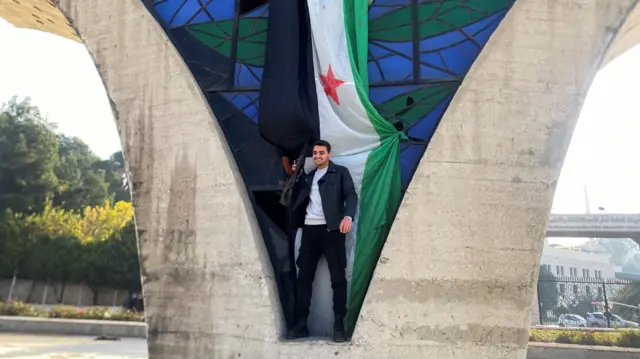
541, 244, 616, 280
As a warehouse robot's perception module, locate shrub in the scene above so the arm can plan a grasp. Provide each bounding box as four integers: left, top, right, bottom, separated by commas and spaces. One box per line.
529, 329, 558, 343
0, 301, 43, 317
48, 305, 83, 319
110, 309, 144, 322
616, 330, 640, 348
0, 301, 143, 322
530, 329, 640, 348
83, 307, 112, 320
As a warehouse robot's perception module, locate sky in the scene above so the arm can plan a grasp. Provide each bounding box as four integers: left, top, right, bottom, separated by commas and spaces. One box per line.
0, 18, 119, 159
0, 17, 639, 229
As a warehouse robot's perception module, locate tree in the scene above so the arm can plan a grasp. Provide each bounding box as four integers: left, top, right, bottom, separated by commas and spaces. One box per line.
106, 223, 141, 293
78, 201, 134, 243
21, 200, 134, 243
2, 200, 135, 301
0, 97, 59, 214
53, 135, 110, 211
0, 208, 45, 300
0, 209, 38, 277
538, 265, 559, 320
78, 224, 141, 304
24, 235, 83, 303
93, 150, 131, 203
592, 238, 640, 268
623, 253, 640, 274
0, 98, 140, 298
612, 285, 640, 322
571, 294, 597, 318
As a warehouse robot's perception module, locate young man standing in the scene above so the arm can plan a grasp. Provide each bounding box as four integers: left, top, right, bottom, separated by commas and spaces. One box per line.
286, 140, 357, 342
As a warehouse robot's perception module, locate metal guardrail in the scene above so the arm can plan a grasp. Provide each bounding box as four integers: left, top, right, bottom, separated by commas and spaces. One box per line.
537, 276, 640, 328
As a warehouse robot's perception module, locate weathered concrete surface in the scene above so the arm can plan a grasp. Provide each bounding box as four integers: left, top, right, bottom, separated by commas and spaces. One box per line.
352, 0, 640, 358
603, 1, 640, 67
41, 0, 640, 358
528, 343, 640, 359
53, 0, 283, 357
0, 316, 146, 338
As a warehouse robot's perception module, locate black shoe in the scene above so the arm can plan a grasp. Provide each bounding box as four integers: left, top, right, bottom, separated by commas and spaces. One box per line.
333, 329, 347, 343
286, 324, 309, 340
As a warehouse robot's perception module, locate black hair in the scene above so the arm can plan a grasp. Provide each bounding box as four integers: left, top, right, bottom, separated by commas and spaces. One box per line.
313, 140, 331, 153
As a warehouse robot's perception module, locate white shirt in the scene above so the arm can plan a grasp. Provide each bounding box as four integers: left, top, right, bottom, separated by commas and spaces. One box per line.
304, 167, 328, 225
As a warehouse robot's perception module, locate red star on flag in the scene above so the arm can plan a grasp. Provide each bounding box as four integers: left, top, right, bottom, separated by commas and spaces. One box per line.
320, 65, 344, 105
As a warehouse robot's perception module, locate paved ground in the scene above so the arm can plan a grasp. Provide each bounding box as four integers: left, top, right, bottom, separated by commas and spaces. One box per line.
0, 333, 147, 358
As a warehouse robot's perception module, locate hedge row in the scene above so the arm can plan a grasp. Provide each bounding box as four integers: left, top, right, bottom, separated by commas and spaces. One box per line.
0, 301, 143, 322
530, 329, 640, 348
3, 301, 640, 348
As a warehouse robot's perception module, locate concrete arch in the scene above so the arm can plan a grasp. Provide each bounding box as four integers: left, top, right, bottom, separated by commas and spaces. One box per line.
4, 0, 640, 358
603, 1, 640, 67
4, 0, 282, 355
353, 1, 640, 358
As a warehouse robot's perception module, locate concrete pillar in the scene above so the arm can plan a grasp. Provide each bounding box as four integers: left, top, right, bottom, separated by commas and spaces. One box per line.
50, 0, 640, 358
353, 0, 638, 358
54, 0, 282, 357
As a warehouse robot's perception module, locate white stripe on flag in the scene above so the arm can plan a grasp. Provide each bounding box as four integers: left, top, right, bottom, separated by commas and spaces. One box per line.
292, 0, 382, 336
308, 0, 380, 157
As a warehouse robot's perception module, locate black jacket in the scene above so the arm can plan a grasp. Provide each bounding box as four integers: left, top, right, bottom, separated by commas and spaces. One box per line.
290, 161, 358, 231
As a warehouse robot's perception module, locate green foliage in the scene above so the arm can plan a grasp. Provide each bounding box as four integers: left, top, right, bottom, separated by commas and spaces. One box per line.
27, 236, 83, 302
93, 151, 131, 203
0, 97, 59, 214
79, 223, 142, 298
109, 309, 144, 322
0, 301, 42, 317
591, 238, 640, 273
1, 210, 139, 301
0, 301, 144, 322
0, 98, 140, 294
0, 209, 40, 278
623, 252, 640, 274
529, 329, 640, 348
612, 285, 640, 322
53, 135, 110, 211
617, 330, 640, 348
17, 200, 134, 244
48, 305, 87, 319
81, 307, 112, 320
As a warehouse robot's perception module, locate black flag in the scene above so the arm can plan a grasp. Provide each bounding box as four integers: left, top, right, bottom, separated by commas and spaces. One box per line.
258, 0, 319, 155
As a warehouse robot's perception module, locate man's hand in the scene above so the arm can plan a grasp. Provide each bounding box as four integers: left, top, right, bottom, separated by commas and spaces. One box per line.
339, 216, 353, 233
291, 161, 298, 172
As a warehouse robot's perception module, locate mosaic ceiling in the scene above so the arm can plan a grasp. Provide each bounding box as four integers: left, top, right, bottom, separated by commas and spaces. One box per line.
144, 0, 516, 189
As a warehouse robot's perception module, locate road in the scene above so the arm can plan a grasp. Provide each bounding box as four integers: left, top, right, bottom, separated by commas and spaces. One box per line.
0, 333, 147, 358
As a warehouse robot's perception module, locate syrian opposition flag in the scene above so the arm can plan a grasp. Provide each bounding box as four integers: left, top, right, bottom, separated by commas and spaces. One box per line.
259, 0, 404, 336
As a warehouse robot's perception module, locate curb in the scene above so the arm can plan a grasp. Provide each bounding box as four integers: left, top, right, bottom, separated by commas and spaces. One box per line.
531, 325, 640, 332
528, 342, 640, 359
0, 316, 147, 338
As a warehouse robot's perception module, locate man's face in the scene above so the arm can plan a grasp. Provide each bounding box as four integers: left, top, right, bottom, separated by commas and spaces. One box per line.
312, 145, 331, 168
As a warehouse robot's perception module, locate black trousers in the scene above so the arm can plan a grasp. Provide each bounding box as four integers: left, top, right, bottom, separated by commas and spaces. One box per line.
295, 224, 347, 323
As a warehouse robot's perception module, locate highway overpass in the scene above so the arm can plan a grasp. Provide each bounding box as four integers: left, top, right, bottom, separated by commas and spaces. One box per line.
547, 214, 640, 240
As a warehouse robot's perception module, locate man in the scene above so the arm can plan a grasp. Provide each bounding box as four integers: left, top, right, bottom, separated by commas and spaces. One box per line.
286, 140, 357, 342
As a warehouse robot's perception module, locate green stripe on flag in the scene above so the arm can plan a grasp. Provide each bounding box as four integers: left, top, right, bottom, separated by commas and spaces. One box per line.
343, 0, 406, 335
